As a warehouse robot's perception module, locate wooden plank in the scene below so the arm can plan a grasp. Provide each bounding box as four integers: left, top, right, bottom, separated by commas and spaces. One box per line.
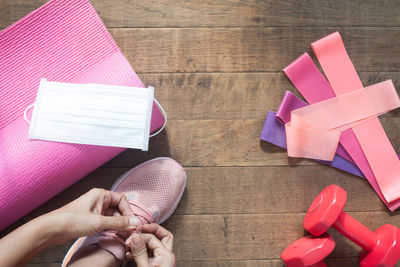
2, 0, 400, 28
146, 73, 294, 121
143, 72, 400, 121
111, 27, 400, 73
26, 258, 362, 267
104, 119, 303, 167
176, 260, 275, 267
178, 258, 360, 267
100, 117, 400, 167
22, 165, 387, 219
1, 26, 400, 73
27, 212, 400, 262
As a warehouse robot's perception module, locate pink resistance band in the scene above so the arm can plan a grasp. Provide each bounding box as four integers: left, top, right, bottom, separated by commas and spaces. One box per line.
312, 32, 400, 204
285, 80, 399, 160
284, 52, 400, 210
282, 54, 353, 163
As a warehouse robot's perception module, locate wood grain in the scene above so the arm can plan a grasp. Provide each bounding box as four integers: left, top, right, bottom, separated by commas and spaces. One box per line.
26, 258, 361, 267
179, 259, 360, 267
112, 27, 400, 73
2, 0, 400, 28
101, 118, 400, 168
143, 72, 400, 120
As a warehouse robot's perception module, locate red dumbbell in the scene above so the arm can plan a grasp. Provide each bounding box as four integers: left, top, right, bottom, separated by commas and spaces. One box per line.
303, 185, 400, 267
281, 234, 335, 267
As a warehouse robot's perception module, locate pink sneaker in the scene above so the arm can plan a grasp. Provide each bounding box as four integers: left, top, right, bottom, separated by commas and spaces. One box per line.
62, 157, 186, 266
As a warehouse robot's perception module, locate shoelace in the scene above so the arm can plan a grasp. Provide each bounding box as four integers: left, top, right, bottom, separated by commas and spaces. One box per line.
101, 200, 154, 248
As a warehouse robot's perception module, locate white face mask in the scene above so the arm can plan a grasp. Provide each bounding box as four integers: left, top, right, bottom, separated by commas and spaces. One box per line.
27, 79, 155, 151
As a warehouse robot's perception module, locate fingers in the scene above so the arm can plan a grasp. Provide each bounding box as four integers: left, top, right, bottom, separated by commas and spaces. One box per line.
138, 233, 166, 251
141, 224, 174, 250
130, 234, 150, 267
97, 215, 140, 231
127, 233, 176, 267
89, 189, 133, 217
104, 191, 134, 216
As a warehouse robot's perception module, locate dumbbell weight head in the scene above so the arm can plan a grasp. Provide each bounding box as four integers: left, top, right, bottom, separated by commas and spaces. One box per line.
280, 234, 335, 267
304, 184, 400, 267
359, 224, 400, 267
303, 184, 347, 236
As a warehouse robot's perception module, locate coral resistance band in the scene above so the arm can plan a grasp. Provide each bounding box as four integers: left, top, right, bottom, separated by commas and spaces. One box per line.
312, 32, 400, 204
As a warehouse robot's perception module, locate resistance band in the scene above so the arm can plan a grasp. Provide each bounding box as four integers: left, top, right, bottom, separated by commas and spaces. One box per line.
283, 52, 400, 210
286, 80, 399, 160
260, 110, 364, 178
276, 91, 354, 163
312, 32, 400, 204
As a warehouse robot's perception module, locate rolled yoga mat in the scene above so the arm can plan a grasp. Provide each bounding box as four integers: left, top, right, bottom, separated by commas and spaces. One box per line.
0, 0, 165, 230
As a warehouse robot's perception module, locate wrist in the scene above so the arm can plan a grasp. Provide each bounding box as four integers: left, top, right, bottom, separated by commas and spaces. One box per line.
31, 213, 63, 247
0, 213, 63, 267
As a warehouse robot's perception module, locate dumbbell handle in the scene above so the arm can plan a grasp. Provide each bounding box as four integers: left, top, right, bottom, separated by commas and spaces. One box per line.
333, 212, 379, 252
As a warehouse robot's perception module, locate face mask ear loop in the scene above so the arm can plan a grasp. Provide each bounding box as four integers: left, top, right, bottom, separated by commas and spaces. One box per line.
23, 103, 35, 125
150, 98, 167, 138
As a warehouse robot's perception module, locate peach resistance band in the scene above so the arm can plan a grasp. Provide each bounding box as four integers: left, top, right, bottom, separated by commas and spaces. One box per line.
312, 32, 400, 204
260, 110, 364, 178
285, 80, 399, 161
276, 82, 353, 164
284, 52, 400, 210
272, 91, 364, 177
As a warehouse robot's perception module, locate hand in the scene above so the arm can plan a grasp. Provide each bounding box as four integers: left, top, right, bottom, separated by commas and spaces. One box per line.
0, 188, 141, 267
128, 224, 176, 267
44, 188, 140, 244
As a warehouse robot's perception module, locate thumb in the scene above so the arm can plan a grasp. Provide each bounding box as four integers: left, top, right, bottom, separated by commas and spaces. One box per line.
98, 215, 141, 231
130, 233, 150, 267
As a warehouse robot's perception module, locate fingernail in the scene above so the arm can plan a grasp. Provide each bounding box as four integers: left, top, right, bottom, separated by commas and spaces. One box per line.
131, 233, 142, 247
129, 216, 140, 227
125, 251, 132, 258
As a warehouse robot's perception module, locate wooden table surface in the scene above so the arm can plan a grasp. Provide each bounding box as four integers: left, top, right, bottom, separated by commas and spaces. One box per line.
2, 0, 400, 266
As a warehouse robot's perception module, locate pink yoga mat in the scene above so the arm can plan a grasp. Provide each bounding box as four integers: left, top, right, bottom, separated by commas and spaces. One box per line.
0, 0, 165, 230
